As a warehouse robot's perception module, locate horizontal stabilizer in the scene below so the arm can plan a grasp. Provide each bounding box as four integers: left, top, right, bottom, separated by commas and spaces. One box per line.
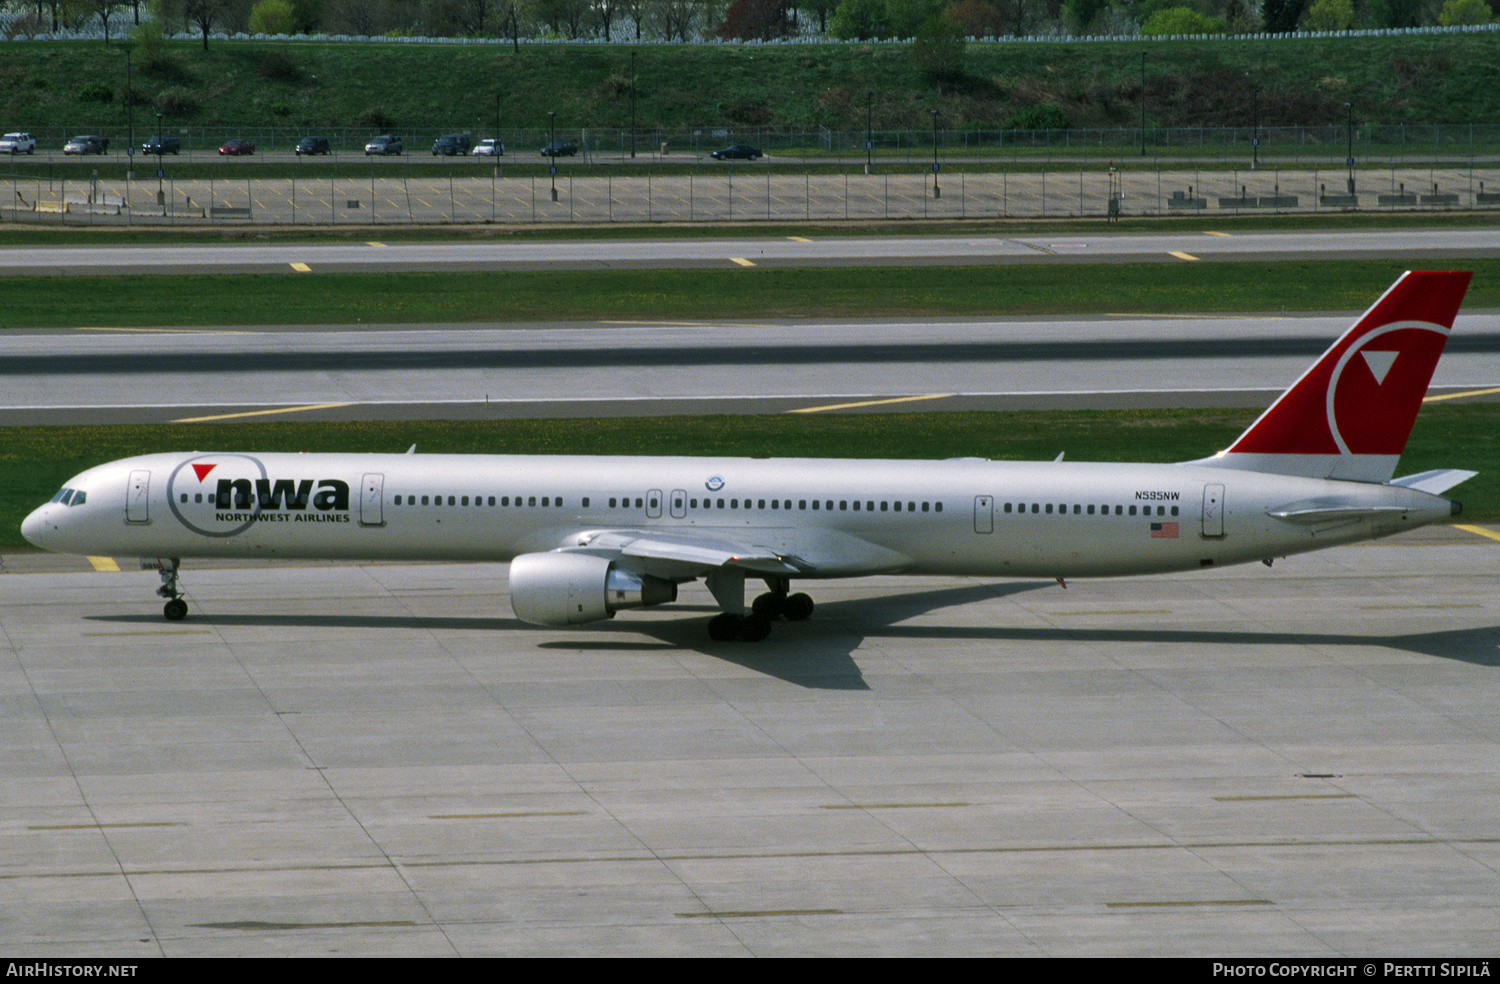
1389, 469, 1478, 495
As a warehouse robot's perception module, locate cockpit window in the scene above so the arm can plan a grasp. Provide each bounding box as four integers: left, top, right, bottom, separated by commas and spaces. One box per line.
49, 488, 86, 506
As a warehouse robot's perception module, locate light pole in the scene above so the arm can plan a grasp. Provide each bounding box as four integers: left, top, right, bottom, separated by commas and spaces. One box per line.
865, 91, 872, 175
1140, 50, 1147, 156
931, 109, 940, 199
549, 111, 557, 202
155, 112, 163, 206
1250, 79, 1259, 170
1345, 102, 1354, 195
629, 50, 636, 159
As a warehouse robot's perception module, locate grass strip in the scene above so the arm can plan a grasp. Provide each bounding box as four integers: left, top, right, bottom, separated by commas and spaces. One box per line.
0, 211, 1495, 248
3, 405, 1494, 553
8, 259, 1500, 329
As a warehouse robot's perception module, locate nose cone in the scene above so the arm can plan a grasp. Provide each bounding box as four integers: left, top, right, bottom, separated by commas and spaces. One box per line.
21, 506, 47, 549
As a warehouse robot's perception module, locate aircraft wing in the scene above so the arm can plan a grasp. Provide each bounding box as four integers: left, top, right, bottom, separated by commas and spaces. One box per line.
568, 526, 912, 579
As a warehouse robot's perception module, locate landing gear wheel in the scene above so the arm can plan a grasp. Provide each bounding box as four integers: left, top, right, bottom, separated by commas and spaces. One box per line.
163, 598, 188, 621
752, 592, 783, 618
783, 592, 814, 621
708, 613, 743, 641
740, 612, 772, 642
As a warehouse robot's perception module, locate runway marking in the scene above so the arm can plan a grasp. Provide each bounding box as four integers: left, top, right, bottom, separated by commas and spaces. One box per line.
72, 327, 254, 335
431, 811, 588, 819
729, 257, 756, 267
1205, 231, 1231, 236
1424, 385, 1500, 403
1215, 793, 1356, 802
1454, 524, 1500, 543
29, 821, 186, 830
1169, 251, 1200, 261
787, 236, 811, 242
87, 556, 120, 572
1052, 609, 1171, 616
367, 241, 388, 248
82, 630, 212, 637
790, 394, 952, 414
822, 802, 969, 810
1361, 603, 1483, 609
677, 909, 842, 919
1107, 899, 1272, 908
199, 920, 418, 931
173, 403, 350, 423
289, 262, 312, 273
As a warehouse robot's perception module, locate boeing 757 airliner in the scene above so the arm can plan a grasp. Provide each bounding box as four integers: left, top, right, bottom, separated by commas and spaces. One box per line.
22, 271, 1475, 642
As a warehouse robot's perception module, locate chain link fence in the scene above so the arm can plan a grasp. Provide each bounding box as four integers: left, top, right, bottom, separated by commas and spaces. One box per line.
4, 124, 1498, 225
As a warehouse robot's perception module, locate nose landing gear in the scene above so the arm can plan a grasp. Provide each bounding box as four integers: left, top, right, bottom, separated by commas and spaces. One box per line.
149, 558, 187, 620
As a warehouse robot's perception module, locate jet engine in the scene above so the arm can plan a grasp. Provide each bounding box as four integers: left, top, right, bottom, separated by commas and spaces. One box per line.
509, 551, 677, 626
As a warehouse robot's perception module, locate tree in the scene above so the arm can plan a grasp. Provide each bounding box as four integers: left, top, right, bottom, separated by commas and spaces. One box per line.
1261, 0, 1307, 30
909, 14, 964, 85
1060, 0, 1107, 32
177, 0, 234, 48
829, 0, 891, 35
1438, 0, 1492, 22
1300, 0, 1352, 28
248, 0, 296, 32
1140, 4, 1226, 32
943, 0, 1014, 34
717, 0, 793, 36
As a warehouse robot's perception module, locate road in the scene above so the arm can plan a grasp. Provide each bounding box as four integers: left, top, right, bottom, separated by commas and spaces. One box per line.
5, 313, 1498, 426
3, 228, 1499, 275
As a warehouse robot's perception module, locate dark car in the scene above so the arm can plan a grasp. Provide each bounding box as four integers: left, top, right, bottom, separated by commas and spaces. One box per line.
711, 144, 763, 161
364, 135, 402, 156
143, 135, 180, 156
63, 135, 109, 155
540, 141, 577, 157
218, 138, 254, 156
296, 136, 331, 156
432, 134, 472, 156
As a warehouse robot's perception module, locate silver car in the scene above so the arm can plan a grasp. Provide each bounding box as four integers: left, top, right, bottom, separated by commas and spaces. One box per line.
364, 135, 402, 156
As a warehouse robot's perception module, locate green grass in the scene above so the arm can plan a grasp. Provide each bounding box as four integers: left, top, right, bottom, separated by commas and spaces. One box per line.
5, 33, 1499, 139
4, 405, 1495, 552
0, 209, 1495, 248
5, 259, 1499, 329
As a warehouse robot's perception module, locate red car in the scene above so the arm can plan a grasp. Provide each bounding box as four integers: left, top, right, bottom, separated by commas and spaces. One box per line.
218, 139, 254, 156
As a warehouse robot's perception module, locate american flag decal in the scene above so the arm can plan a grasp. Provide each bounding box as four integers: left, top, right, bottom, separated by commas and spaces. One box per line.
1150, 522, 1179, 538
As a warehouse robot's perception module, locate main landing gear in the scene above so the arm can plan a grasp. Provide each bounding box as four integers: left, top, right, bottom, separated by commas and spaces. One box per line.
152, 558, 188, 621
705, 572, 814, 642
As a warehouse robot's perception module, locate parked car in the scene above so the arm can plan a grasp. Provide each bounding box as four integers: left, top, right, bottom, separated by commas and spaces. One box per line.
711, 144, 763, 161
142, 135, 180, 155
218, 138, 254, 156
295, 136, 331, 156
540, 141, 577, 157
64, 135, 109, 155
472, 138, 503, 157
432, 134, 472, 156
364, 135, 402, 156
0, 132, 36, 154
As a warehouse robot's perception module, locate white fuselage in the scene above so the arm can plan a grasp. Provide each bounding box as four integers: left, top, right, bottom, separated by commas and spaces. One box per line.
22, 451, 1456, 580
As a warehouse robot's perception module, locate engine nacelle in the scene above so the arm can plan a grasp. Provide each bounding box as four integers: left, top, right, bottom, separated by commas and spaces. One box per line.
509, 551, 678, 626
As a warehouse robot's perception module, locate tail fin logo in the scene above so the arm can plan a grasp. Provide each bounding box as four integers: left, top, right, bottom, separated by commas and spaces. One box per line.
1326, 321, 1450, 456
1198, 271, 1471, 483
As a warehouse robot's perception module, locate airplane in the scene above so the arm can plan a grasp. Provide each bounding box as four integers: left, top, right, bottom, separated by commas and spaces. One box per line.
21, 270, 1476, 643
